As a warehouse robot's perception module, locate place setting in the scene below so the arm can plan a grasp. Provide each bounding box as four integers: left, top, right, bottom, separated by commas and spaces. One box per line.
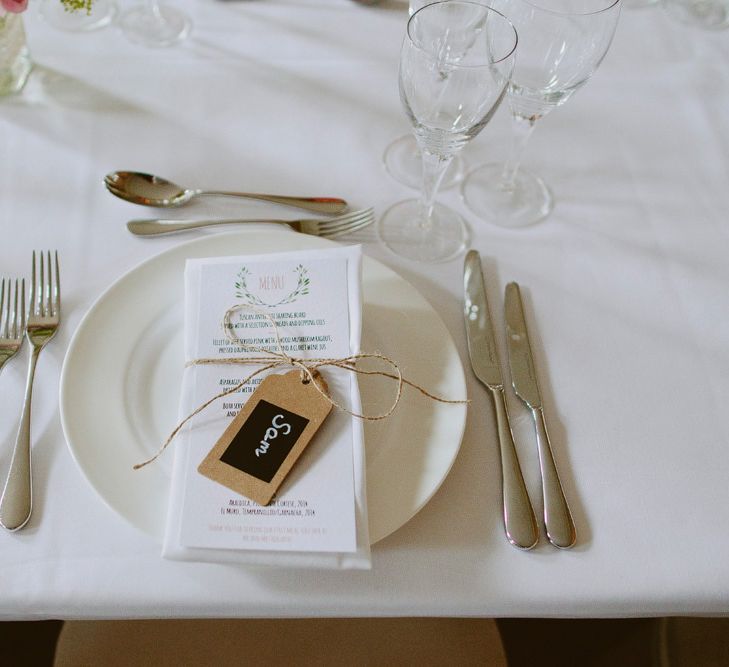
1, 0, 620, 567
58, 222, 470, 566
48, 116, 481, 570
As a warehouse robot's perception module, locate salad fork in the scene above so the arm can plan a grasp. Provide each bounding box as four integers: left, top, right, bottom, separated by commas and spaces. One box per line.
0, 278, 26, 374
0, 252, 61, 531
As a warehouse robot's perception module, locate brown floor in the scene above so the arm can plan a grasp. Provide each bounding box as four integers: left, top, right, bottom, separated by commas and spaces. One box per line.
0, 618, 663, 667
0, 620, 62, 666
499, 618, 660, 667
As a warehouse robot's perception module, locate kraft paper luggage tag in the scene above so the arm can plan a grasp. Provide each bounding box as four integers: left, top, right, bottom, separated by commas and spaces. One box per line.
198, 369, 333, 506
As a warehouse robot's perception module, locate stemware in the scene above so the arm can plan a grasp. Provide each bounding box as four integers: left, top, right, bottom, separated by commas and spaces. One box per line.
461, 0, 621, 228
118, 0, 191, 48
377, 1, 517, 263
381, 0, 466, 190
382, 130, 466, 190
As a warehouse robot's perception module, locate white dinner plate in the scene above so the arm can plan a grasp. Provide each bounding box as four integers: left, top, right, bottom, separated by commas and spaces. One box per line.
59, 229, 467, 544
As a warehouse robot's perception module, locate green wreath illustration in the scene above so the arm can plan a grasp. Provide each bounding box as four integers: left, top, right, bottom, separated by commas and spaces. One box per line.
235, 264, 310, 307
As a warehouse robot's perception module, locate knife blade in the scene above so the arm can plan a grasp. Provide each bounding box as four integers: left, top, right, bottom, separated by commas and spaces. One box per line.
504, 282, 576, 549
463, 251, 538, 550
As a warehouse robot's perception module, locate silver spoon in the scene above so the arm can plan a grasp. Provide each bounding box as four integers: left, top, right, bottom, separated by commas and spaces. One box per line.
104, 171, 348, 215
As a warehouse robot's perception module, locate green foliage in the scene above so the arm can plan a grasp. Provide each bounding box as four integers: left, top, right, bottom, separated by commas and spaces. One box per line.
60, 0, 94, 14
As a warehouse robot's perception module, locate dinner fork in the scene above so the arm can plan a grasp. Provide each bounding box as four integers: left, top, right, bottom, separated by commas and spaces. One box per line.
0, 278, 25, 374
126, 207, 375, 238
0, 252, 61, 532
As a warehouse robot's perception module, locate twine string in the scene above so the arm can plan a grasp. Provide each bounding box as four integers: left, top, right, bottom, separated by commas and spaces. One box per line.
134, 304, 467, 470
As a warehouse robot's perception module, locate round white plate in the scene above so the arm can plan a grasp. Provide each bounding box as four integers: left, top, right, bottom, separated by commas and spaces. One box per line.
59, 229, 467, 544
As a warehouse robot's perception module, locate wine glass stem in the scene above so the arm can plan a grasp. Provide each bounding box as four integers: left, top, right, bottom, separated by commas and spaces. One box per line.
419, 147, 453, 228
501, 113, 538, 189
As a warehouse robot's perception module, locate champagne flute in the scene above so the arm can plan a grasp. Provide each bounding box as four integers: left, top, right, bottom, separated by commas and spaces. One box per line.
462, 0, 621, 228
381, 0, 467, 190
119, 0, 191, 48
377, 1, 517, 262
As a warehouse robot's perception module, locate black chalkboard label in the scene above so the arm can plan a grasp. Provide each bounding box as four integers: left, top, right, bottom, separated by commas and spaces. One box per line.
219, 399, 310, 483
199, 370, 333, 505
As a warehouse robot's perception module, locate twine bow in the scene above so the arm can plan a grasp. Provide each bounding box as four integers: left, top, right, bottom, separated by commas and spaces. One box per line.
134, 303, 468, 470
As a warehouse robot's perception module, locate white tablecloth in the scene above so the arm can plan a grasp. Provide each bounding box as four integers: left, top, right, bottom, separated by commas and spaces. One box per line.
1, 0, 729, 619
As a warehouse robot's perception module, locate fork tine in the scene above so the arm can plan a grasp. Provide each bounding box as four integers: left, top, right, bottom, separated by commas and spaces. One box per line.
332, 208, 373, 226
321, 218, 375, 239
315, 209, 367, 228
0, 279, 6, 338
30, 251, 37, 317
44, 250, 52, 318
40, 250, 46, 316
53, 251, 60, 315
21, 279, 26, 332
45, 250, 53, 317
317, 208, 373, 231
12, 279, 18, 339
6, 279, 12, 338
318, 210, 374, 233
320, 217, 372, 236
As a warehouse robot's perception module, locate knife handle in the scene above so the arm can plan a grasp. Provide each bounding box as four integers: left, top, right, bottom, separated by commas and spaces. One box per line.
533, 407, 576, 549
490, 387, 539, 550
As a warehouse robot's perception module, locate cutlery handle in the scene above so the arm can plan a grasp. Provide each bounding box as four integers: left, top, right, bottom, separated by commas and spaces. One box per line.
201, 191, 348, 215
0, 347, 38, 531
533, 407, 576, 549
490, 387, 539, 550
127, 218, 290, 236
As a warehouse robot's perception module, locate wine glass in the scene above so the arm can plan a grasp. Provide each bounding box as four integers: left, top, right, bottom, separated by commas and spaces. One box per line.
377, 1, 517, 262
119, 0, 191, 48
381, 0, 467, 190
461, 0, 621, 228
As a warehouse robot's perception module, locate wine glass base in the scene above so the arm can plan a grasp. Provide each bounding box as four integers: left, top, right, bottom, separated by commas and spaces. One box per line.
461, 163, 553, 229
383, 135, 466, 191
376, 199, 469, 263
39, 0, 118, 31
119, 4, 191, 47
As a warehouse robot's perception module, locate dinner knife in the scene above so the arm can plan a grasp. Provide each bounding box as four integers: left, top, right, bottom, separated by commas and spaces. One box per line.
463, 251, 538, 550
504, 282, 576, 549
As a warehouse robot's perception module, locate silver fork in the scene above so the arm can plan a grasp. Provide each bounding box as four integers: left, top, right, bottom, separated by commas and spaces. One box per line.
0, 278, 26, 374
126, 207, 375, 238
0, 252, 61, 531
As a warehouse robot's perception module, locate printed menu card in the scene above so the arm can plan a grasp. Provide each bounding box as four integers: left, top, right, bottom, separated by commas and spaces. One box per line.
163, 245, 370, 569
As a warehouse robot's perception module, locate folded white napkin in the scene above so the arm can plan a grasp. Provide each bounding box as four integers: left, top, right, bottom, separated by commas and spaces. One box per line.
163, 246, 370, 569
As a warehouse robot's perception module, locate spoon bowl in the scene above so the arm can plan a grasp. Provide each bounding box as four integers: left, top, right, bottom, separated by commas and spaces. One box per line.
105, 172, 192, 207
104, 171, 348, 215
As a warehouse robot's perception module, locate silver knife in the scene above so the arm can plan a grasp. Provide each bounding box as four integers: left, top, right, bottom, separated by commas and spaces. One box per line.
463, 251, 538, 550
504, 282, 576, 549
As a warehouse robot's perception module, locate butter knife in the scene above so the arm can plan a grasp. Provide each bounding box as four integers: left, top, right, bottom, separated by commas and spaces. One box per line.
463, 252, 538, 550
504, 282, 576, 549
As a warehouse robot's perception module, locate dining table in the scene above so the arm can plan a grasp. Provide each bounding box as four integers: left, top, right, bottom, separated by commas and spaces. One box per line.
1, 0, 729, 620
